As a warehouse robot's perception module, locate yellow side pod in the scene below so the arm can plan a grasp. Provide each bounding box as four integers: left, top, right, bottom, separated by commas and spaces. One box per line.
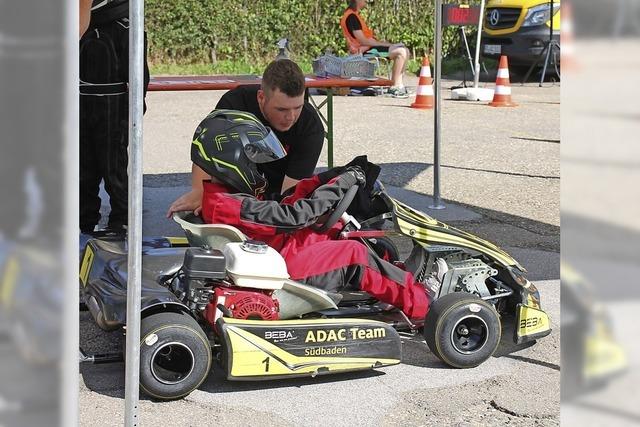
218, 317, 402, 380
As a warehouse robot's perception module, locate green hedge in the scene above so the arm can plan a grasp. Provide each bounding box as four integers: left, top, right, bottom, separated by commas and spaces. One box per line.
145, 0, 476, 67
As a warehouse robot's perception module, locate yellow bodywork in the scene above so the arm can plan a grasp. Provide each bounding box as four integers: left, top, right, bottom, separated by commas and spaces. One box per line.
516, 304, 551, 339
79, 244, 94, 287
484, 0, 561, 36
222, 318, 400, 378
391, 198, 523, 269
0, 257, 19, 309
583, 321, 627, 380
166, 236, 189, 246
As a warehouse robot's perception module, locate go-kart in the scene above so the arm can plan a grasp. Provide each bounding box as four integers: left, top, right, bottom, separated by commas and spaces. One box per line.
561, 263, 627, 399
1, 239, 63, 365
79, 181, 551, 400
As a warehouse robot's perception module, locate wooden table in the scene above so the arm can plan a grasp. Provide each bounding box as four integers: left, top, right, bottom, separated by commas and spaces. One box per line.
149, 75, 393, 167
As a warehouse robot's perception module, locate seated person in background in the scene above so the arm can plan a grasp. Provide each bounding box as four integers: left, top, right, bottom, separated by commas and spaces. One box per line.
167, 59, 324, 217
189, 109, 430, 324
340, 0, 411, 98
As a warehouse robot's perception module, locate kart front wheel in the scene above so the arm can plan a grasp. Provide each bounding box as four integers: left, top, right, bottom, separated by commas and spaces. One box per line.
424, 293, 501, 368
139, 311, 212, 400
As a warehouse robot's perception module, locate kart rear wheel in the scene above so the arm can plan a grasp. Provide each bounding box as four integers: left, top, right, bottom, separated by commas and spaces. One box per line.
424, 293, 501, 368
139, 311, 212, 400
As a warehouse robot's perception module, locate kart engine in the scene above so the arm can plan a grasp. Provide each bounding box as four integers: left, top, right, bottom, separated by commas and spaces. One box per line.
176, 244, 286, 327
408, 245, 505, 299
204, 287, 279, 327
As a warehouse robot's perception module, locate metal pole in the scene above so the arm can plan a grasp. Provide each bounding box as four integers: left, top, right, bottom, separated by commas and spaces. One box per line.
327, 89, 334, 168
474, 0, 487, 89
460, 27, 475, 77
125, 0, 144, 424
430, 0, 445, 210
63, 1, 80, 425
539, 0, 554, 86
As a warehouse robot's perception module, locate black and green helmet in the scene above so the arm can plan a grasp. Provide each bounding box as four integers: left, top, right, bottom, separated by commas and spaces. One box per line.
191, 109, 286, 197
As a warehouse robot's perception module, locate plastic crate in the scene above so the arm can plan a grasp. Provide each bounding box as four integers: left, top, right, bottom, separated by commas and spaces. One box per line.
312, 54, 376, 79
341, 56, 376, 78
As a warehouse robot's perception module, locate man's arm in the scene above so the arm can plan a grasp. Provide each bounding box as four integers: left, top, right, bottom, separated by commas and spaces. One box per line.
80, 0, 92, 38
167, 88, 240, 218
353, 29, 391, 47
166, 164, 209, 217
217, 170, 361, 235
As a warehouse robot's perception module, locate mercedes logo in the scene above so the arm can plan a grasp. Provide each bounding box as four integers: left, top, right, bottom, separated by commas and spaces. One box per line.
490, 9, 500, 26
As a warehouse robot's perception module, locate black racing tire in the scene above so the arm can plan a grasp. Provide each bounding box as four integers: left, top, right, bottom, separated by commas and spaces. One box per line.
139, 311, 212, 400
367, 236, 400, 263
424, 293, 501, 369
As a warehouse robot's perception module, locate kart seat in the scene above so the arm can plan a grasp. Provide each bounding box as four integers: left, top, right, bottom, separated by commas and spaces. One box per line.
172, 211, 246, 250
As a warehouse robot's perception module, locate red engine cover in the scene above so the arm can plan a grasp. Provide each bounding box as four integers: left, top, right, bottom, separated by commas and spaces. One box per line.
205, 287, 279, 328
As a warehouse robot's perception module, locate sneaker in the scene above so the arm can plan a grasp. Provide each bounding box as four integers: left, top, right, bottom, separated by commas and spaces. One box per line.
388, 86, 409, 99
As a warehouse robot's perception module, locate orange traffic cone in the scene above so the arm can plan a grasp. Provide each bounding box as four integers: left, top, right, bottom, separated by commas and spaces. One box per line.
560, 1, 578, 73
489, 56, 517, 107
411, 56, 434, 109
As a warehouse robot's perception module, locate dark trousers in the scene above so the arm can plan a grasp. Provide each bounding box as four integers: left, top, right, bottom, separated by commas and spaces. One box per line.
79, 18, 149, 232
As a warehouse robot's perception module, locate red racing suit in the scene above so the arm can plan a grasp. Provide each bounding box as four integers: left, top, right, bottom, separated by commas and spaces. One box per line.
201, 170, 429, 320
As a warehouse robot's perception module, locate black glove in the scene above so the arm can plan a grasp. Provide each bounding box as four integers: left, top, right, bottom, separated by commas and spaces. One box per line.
345, 165, 366, 185
343, 156, 382, 220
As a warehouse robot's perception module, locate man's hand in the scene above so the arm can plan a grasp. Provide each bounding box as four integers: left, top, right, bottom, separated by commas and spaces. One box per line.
345, 165, 366, 186
166, 189, 203, 218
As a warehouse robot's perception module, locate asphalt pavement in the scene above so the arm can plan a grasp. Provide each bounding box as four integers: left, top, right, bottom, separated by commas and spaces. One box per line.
80, 73, 561, 426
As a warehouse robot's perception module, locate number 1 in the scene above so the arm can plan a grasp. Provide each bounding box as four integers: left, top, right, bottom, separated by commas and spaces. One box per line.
262, 356, 270, 372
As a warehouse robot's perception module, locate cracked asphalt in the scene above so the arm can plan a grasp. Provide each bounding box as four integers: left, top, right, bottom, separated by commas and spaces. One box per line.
80, 73, 560, 426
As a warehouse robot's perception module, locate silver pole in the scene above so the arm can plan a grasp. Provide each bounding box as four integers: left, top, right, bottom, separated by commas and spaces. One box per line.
474, 0, 487, 89
430, 0, 445, 210
461, 27, 475, 76
125, 0, 144, 424
63, 0, 80, 425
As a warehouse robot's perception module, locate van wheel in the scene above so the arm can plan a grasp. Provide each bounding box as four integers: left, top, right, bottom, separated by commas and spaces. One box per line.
424, 293, 501, 368
138, 311, 212, 400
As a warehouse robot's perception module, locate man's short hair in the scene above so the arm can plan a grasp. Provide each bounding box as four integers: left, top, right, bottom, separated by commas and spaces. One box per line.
261, 59, 305, 98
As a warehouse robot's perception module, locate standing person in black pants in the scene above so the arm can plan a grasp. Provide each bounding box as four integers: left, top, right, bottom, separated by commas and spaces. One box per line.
79, 0, 149, 234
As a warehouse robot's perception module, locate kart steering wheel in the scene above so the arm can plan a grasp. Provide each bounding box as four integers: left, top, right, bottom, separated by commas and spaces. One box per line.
311, 184, 359, 233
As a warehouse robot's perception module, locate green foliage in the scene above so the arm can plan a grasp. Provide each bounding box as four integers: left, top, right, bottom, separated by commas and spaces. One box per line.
145, 0, 477, 68
150, 60, 314, 76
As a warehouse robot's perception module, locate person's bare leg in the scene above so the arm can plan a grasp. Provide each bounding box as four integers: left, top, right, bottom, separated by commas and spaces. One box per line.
389, 46, 408, 87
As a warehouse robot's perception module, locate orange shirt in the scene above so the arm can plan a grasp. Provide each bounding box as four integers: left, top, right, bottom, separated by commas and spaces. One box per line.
340, 9, 375, 54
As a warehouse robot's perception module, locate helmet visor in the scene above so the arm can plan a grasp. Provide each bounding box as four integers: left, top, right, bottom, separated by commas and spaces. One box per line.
242, 128, 287, 164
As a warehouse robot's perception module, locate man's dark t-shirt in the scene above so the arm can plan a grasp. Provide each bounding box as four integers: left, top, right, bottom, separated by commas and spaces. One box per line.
216, 85, 325, 193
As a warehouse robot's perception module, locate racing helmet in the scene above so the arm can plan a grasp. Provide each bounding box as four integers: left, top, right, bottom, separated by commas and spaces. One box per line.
191, 109, 286, 197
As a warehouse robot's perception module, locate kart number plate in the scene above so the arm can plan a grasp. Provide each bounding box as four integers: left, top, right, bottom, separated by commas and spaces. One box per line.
79, 245, 94, 286
483, 44, 501, 55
